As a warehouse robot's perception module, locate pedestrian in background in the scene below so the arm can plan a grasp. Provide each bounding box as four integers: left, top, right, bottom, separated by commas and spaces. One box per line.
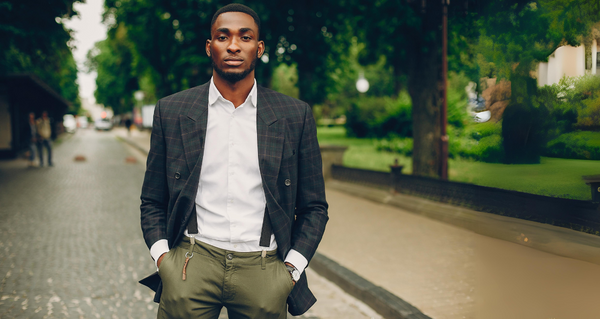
139, 4, 328, 318
36, 111, 53, 167
27, 112, 38, 167
125, 117, 132, 136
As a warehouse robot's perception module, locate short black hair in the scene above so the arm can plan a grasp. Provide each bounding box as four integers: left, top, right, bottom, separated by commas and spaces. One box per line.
211, 4, 261, 37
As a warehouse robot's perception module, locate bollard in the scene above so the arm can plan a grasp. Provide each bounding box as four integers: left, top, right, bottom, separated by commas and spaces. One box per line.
390, 159, 404, 193
319, 145, 348, 180
582, 175, 600, 203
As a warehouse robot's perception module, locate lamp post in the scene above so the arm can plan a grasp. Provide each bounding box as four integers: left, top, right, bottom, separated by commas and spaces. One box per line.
356, 72, 369, 93
440, 0, 449, 180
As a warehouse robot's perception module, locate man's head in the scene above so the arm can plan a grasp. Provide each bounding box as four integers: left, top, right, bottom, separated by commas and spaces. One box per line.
29, 112, 35, 121
206, 4, 264, 84
42, 111, 48, 119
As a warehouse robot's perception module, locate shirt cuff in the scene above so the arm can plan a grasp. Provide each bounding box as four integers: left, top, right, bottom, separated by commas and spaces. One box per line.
284, 249, 308, 275
150, 239, 170, 269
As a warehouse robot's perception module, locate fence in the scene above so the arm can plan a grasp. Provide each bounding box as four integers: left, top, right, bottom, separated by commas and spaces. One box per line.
330, 164, 600, 234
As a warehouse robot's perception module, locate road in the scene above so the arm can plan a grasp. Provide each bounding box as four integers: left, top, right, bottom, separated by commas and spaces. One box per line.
0, 129, 379, 319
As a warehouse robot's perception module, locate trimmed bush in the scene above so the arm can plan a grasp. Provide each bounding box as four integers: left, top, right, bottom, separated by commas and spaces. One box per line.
345, 93, 412, 138
375, 138, 413, 156
545, 131, 600, 160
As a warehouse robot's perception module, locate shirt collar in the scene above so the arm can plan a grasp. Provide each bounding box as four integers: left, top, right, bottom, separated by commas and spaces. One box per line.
208, 77, 257, 108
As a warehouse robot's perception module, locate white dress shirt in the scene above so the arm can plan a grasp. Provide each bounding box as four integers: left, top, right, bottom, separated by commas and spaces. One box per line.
150, 78, 307, 275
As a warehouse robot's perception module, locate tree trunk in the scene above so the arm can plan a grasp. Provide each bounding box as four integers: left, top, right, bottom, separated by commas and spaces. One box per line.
407, 4, 444, 178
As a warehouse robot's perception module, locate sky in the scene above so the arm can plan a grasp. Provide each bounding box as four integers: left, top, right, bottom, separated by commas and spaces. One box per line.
63, 0, 107, 104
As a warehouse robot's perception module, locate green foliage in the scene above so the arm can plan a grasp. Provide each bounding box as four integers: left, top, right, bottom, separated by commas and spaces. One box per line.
535, 74, 600, 134
376, 138, 413, 157
377, 122, 505, 163
0, 0, 82, 110
344, 92, 412, 138
270, 63, 299, 99
464, 121, 503, 141
545, 131, 600, 160
447, 72, 471, 128
87, 24, 140, 115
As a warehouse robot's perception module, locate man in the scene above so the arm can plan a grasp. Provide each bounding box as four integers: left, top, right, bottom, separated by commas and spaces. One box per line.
27, 112, 38, 167
36, 111, 52, 167
139, 4, 328, 318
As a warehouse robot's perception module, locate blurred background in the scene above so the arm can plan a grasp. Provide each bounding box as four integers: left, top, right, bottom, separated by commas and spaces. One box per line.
2, 1, 600, 318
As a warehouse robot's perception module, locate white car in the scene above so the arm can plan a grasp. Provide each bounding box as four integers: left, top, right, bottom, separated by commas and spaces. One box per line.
63, 114, 77, 133
95, 118, 113, 131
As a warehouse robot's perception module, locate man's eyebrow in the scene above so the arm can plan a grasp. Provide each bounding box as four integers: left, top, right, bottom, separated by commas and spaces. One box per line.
239, 28, 255, 34
215, 27, 230, 33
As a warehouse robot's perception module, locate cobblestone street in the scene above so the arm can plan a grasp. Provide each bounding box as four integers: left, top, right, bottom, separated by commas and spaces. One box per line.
0, 129, 380, 319
0, 130, 160, 318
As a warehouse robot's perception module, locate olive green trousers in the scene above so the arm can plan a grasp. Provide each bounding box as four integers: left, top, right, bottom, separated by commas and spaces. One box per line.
157, 237, 294, 319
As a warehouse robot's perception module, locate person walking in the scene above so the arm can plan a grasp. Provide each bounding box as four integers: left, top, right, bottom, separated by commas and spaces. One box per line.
139, 4, 328, 318
27, 112, 38, 167
36, 111, 53, 167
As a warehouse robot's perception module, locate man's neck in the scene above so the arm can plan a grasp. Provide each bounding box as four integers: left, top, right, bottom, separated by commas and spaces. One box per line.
212, 72, 255, 108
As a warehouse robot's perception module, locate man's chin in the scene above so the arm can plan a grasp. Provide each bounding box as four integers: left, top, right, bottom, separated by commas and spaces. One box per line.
217, 69, 252, 84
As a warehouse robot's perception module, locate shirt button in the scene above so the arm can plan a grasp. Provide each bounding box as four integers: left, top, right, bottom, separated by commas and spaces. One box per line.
284, 179, 291, 186
174, 172, 181, 180
227, 254, 233, 260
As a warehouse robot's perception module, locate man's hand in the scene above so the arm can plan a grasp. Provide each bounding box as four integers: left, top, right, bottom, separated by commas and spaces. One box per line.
157, 252, 167, 268
284, 262, 297, 286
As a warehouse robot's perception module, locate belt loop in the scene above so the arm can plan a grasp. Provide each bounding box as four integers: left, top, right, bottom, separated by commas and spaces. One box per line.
261, 250, 266, 270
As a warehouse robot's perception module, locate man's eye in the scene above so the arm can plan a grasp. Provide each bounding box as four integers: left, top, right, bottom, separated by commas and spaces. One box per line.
242, 36, 251, 40
218, 36, 227, 40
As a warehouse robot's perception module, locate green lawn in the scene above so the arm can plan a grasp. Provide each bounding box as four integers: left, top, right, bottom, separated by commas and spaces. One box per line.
317, 126, 597, 200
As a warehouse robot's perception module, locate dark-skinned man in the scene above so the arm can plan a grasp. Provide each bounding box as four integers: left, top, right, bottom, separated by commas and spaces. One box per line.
139, 4, 328, 318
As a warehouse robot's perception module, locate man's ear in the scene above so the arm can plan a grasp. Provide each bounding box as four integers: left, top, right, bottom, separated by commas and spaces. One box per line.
257, 40, 265, 58
206, 39, 211, 57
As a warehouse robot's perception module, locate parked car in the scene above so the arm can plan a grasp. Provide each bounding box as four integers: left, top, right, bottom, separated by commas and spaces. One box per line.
63, 114, 77, 133
95, 118, 113, 131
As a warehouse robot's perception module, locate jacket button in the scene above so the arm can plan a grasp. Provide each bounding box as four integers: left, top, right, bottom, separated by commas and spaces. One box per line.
284, 179, 291, 186
174, 172, 181, 180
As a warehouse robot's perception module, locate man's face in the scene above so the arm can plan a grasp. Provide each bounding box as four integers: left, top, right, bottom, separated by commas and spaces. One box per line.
206, 12, 264, 84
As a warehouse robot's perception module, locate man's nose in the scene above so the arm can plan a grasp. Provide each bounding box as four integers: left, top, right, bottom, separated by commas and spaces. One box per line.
227, 39, 241, 53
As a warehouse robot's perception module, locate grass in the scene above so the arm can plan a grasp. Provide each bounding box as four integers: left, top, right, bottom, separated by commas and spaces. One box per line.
317, 126, 596, 200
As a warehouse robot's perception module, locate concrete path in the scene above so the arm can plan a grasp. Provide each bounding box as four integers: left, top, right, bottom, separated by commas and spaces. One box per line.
115, 127, 600, 319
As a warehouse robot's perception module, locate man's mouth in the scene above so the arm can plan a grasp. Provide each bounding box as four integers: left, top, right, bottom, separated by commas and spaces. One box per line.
224, 58, 243, 66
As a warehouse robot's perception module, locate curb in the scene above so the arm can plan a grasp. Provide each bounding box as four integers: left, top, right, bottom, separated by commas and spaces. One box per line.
311, 253, 431, 319
116, 134, 432, 319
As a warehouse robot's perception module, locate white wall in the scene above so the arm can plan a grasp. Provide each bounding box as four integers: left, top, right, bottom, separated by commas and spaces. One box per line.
0, 93, 12, 150
593, 39, 598, 75
537, 45, 586, 86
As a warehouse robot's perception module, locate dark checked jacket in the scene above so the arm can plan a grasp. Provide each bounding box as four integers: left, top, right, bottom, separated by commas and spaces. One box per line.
139, 82, 329, 316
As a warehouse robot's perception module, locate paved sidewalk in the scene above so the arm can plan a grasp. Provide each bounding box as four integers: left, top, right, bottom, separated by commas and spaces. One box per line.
116, 127, 600, 319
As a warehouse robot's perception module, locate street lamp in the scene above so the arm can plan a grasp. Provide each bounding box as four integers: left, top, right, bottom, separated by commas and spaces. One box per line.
440, 0, 449, 180
356, 72, 369, 93
134, 91, 145, 103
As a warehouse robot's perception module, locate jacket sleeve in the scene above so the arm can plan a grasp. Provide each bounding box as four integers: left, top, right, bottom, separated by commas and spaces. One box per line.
140, 101, 170, 249
290, 103, 329, 263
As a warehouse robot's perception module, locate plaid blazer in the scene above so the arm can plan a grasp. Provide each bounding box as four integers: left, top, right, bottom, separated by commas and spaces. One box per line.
139, 82, 329, 316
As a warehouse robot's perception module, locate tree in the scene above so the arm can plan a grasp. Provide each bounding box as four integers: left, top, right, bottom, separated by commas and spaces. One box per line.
86, 23, 140, 115
0, 0, 82, 111
355, 0, 479, 177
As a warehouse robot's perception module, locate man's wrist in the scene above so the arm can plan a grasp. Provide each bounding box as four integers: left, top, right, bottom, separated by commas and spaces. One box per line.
285, 262, 300, 283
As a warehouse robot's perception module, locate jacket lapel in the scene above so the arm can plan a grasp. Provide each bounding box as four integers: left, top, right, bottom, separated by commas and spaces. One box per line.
181, 84, 209, 173
257, 87, 284, 193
